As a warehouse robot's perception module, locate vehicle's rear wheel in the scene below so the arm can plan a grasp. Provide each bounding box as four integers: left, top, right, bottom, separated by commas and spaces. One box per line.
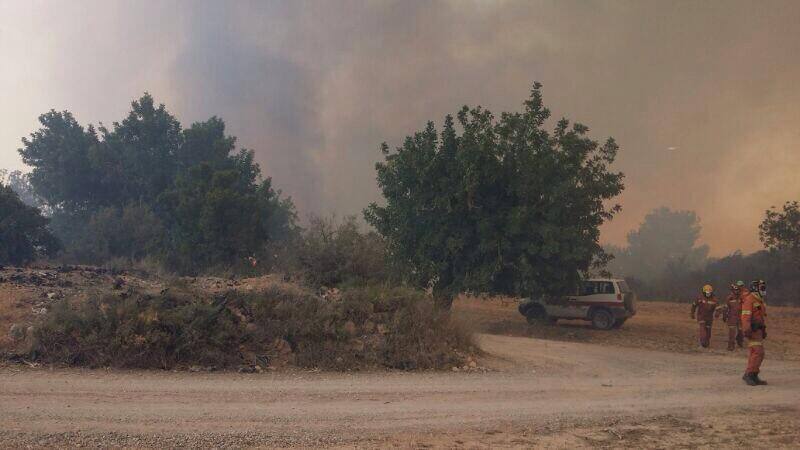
611, 318, 627, 329
591, 309, 615, 330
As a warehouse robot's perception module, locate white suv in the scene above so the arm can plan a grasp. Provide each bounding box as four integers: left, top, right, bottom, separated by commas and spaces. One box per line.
518, 278, 637, 330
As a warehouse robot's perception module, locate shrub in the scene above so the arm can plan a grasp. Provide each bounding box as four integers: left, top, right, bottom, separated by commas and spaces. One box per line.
31, 291, 245, 369
29, 283, 473, 370
275, 215, 392, 288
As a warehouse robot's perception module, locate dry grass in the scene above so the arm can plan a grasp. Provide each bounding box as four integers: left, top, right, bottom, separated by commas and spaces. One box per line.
453, 295, 800, 361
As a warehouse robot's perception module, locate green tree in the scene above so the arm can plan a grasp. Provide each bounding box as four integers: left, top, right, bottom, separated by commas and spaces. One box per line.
760, 201, 800, 264
157, 155, 293, 274
18, 110, 102, 212
0, 184, 60, 265
365, 83, 624, 306
16, 93, 296, 272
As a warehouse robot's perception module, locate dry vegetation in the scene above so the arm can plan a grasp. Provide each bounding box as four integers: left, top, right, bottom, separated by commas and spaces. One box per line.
1, 266, 472, 371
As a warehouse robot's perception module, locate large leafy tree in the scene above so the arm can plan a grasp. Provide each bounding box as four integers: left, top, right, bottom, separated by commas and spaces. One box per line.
365, 83, 624, 305
0, 184, 60, 265
760, 201, 800, 265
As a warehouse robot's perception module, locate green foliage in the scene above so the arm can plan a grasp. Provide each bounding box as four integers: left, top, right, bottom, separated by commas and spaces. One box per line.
32, 292, 245, 369
365, 83, 624, 303
607, 207, 709, 282
82, 203, 166, 262
277, 215, 390, 288
17, 93, 296, 273
760, 201, 800, 264
31, 284, 472, 370
157, 161, 292, 273
18, 110, 101, 211
0, 184, 60, 265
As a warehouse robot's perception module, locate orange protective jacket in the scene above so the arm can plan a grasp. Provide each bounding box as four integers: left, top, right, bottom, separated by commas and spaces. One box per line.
724, 293, 741, 324
691, 295, 719, 323
740, 289, 766, 333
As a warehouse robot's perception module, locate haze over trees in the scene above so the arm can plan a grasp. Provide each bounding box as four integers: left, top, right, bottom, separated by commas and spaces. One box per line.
606, 206, 800, 304
606, 207, 709, 283
366, 83, 625, 306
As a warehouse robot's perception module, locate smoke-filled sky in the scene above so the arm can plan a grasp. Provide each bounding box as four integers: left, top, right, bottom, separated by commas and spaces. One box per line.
2, 0, 799, 255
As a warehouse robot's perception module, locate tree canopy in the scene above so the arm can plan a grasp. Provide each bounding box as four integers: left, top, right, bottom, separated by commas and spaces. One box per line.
365, 83, 624, 304
760, 201, 800, 265
17, 93, 295, 273
0, 183, 60, 265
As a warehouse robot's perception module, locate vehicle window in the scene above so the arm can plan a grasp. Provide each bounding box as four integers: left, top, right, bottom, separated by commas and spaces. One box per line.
597, 281, 615, 294
617, 281, 631, 293
580, 281, 616, 295
580, 281, 596, 296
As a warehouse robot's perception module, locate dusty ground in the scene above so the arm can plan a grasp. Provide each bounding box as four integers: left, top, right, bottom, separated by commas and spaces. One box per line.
456, 295, 800, 361
2, 334, 799, 447
2, 274, 800, 448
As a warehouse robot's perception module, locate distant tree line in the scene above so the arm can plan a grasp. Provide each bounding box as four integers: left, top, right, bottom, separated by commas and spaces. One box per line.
607, 206, 800, 305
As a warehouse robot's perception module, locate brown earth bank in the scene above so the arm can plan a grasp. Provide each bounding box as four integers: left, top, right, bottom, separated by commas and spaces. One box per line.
2, 269, 800, 448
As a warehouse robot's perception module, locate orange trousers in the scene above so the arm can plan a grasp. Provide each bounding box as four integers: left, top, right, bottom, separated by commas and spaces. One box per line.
728, 325, 743, 350
697, 321, 712, 347
746, 329, 765, 374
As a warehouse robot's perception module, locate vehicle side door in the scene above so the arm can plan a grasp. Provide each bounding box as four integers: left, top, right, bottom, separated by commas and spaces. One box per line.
549, 283, 585, 319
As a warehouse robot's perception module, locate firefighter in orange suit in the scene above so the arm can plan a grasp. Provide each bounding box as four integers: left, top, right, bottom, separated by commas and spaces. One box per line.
722, 281, 744, 351
691, 284, 719, 348
741, 281, 768, 386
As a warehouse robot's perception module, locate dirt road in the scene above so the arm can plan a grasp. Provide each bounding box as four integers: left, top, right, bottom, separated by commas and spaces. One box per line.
2, 332, 799, 448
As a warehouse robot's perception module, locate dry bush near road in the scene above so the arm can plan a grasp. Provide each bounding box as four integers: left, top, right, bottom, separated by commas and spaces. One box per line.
20, 279, 473, 371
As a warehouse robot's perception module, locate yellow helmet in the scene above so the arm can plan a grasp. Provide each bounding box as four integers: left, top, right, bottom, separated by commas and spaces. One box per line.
702, 284, 713, 296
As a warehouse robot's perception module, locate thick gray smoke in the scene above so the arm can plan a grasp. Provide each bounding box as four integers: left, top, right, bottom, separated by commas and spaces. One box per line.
2, 0, 799, 254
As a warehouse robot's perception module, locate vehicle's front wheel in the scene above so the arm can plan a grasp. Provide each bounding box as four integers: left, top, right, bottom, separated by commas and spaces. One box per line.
524, 305, 550, 325
591, 309, 615, 330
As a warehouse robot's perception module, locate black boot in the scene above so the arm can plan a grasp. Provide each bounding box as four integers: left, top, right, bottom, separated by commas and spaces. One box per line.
742, 373, 758, 386
753, 373, 768, 385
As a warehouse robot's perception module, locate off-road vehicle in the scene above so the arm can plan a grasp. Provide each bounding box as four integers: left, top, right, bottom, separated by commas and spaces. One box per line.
518, 278, 636, 330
